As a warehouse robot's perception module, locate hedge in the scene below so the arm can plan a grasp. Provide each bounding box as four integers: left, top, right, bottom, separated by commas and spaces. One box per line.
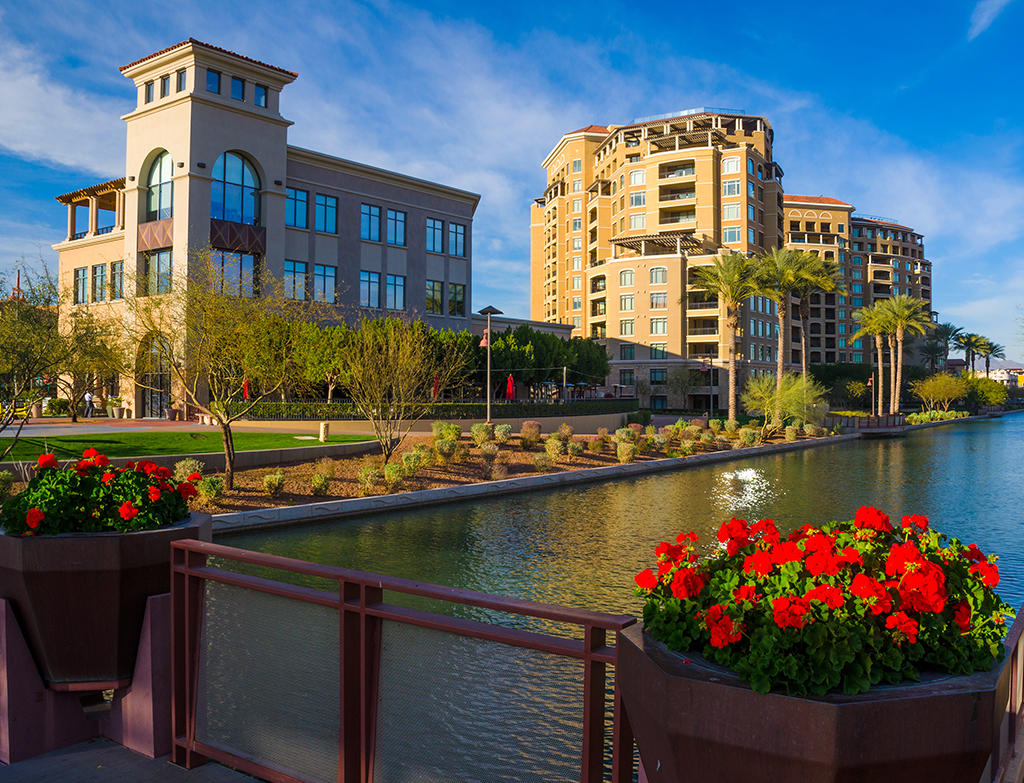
227, 398, 640, 421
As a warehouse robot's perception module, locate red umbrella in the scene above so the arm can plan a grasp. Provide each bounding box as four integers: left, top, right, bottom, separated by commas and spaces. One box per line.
432, 374, 440, 399
506, 374, 514, 399
243, 377, 250, 399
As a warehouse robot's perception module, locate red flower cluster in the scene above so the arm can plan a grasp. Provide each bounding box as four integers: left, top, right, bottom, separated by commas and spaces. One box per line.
671, 568, 708, 600
772, 596, 810, 629
969, 561, 1000, 587
717, 518, 751, 556
805, 584, 844, 610
25, 508, 44, 530
886, 542, 948, 613
702, 604, 742, 648
885, 611, 918, 644
36, 453, 58, 470
854, 505, 893, 533
849, 573, 892, 615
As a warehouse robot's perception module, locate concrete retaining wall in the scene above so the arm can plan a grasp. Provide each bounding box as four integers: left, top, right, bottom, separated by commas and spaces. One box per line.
212, 432, 861, 536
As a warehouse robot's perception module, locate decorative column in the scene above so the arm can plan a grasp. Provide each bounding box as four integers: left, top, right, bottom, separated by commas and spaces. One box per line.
67, 203, 76, 241
88, 195, 99, 236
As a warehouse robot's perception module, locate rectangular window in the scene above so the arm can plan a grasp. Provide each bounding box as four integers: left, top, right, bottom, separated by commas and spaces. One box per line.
572, 275, 581, 290
573, 296, 581, 310
851, 283, 863, 293
425, 280, 444, 314
620, 370, 635, 387
386, 274, 406, 310
838, 324, 847, 334
91, 264, 106, 303
620, 319, 635, 336
629, 170, 646, 186
448, 283, 466, 316
650, 343, 667, 359
572, 237, 582, 250
722, 202, 741, 221
449, 223, 466, 257
838, 338, 847, 348
572, 179, 582, 192
214, 251, 257, 298
629, 213, 646, 230
315, 194, 338, 233
285, 189, 308, 228
722, 157, 741, 174
620, 344, 635, 360
572, 159, 582, 173
748, 204, 756, 221
852, 255, 863, 265
284, 260, 307, 300
385, 210, 406, 246
748, 181, 756, 197
360, 270, 380, 308
838, 308, 846, 320
650, 369, 667, 384
206, 69, 220, 93
852, 269, 863, 279
852, 353, 863, 363
231, 76, 245, 101
426, 218, 444, 252
748, 227, 756, 243
160, 75, 170, 98
73, 268, 87, 304
572, 218, 582, 231
852, 297, 863, 307
143, 250, 172, 296
254, 85, 267, 108
572, 316, 581, 328
360, 204, 380, 241
650, 292, 667, 309
651, 267, 667, 284
314, 265, 336, 303
144, 81, 154, 103
750, 319, 755, 335
573, 198, 582, 213
723, 226, 741, 243
651, 317, 668, 334
572, 256, 581, 270
747, 159, 755, 174
620, 294, 634, 311
110, 261, 124, 300
723, 180, 740, 196
176, 69, 187, 92
630, 192, 646, 207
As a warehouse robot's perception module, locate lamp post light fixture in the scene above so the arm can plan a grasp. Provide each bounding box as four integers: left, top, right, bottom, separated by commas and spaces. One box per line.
478, 305, 503, 424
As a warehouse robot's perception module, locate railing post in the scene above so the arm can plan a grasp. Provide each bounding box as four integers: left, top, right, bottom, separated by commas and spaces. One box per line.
581, 625, 606, 783
170, 544, 209, 769
339, 580, 383, 783
612, 630, 635, 783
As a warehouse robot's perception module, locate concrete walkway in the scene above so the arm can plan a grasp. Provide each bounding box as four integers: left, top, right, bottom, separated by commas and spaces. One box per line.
0, 738, 250, 782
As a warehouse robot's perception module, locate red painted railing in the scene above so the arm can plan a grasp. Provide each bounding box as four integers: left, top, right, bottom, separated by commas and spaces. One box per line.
171, 539, 637, 783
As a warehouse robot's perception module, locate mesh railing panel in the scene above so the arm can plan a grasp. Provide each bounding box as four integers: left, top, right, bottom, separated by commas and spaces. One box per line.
195, 580, 339, 783
372, 619, 585, 782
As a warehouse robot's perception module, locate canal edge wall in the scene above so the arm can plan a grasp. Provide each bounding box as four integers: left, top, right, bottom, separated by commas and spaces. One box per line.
211, 432, 861, 536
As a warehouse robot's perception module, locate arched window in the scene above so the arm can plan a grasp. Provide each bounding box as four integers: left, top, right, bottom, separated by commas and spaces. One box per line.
619, 269, 634, 287
146, 151, 173, 222
650, 267, 668, 285
210, 152, 261, 225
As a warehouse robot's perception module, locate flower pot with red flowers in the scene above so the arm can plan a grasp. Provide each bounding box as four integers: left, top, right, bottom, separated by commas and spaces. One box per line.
622, 507, 1017, 783
0, 450, 211, 688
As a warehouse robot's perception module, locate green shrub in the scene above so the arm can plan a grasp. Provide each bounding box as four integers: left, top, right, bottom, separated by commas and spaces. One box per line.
0, 471, 14, 503
47, 398, 70, 416
314, 457, 337, 479
431, 420, 446, 439
197, 475, 225, 505
614, 427, 636, 444
635, 437, 650, 455
626, 409, 652, 426
709, 419, 724, 435
689, 418, 707, 429
401, 451, 424, 477
677, 441, 693, 457
532, 453, 555, 472
310, 473, 329, 496
480, 442, 499, 465
596, 427, 609, 440
682, 425, 701, 441
493, 424, 513, 445
739, 428, 757, 447
628, 423, 644, 437
803, 422, 817, 436
725, 419, 740, 434
434, 439, 457, 462
520, 421, 542, 450
557, 422, 574, 440
714, 434, 732, 450
616, 442, 636, 464
440, 423, 462, 442
262, 470, 286, 498
453, 443, 471, 464
470, 423, 494, 447
356, 464, 381, 495
173, 458, 205, 484
489, 463, 509, 481
566, 439, 585, 462
587, 435, 604, 454
700, 431, 714, 444
785, 426, 799, 442
383, 462, 405, 490
544, 436, 565, 460
651, 434, 668, 453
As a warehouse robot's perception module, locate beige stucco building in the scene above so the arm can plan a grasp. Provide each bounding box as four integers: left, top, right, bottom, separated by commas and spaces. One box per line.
54, 39, 479, 417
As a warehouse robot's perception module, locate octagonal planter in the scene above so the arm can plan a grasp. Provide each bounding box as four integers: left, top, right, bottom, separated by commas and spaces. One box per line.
0, 513, 212, 688
618, 623, 1011, 783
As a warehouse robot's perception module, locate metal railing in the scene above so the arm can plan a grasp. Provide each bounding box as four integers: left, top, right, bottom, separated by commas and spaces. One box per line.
72, 230, 88, 240
688, 327, 719, 335
96, 225, 115, 235
659, 193, 695, 202
687, 300, 719, 309
659, 216, 696, 225
171, 540, 636, 783
659, 169, 695, 179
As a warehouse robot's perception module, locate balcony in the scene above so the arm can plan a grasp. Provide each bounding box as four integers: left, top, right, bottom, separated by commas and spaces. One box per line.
660, 213, 696, 226
688, 347, 719, 359
591, 302, 607, 317
591, 279, 607, 294
659, 190, 695, 203
687, 300, 719, 310
591, 325, 607, 339
660, 167, 695, 180
688, 327, 719, 336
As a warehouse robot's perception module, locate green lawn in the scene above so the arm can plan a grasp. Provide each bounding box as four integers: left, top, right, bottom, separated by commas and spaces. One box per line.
1, 432, 374, 462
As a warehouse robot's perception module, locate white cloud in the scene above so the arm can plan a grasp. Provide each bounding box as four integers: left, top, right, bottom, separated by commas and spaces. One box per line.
968, 0, 1015, 40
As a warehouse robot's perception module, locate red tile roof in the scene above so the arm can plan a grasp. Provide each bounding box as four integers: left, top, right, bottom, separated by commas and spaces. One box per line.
120, 39, 297, 78
568, 125, 609, 135
783, 195, 854, 207
852, 216, 914, 231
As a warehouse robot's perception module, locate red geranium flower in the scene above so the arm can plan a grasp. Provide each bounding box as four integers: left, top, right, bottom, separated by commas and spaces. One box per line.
119, 502, 139, 521
770, 540, 804, 566
772, 596, 811, 629
177, 482, 198, 500
733, 585, 761, 605
805, 584, 845, 610
703, 604, 742, 648
83, 448, 99, 459
671, 568, 707, 600
743, 549, 774, 578
969, 560, 1000, 587
838, 546, 863, 566
849, 573, 892, 615
187, 472, 202, 482
37, 453, 58, 470
148, 486, 162, 502
676, 531, 698, 543
953, 600, 972, 634
885, 542, 924, 577
885, 611, 918, 644
964, 544, 986, 563
101, 472, 116, 484
899, 560, 947, 613
25, 508, 44, 529
902, 514, 929, 531
855, 506, 893, 533
717, 518, 752, 556
94, 454, 109, 467
750, 519, 780, 546
634, 569, 658, 590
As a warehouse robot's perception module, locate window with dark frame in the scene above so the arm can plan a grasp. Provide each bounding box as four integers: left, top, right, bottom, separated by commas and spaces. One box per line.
426, 280, 443, 314
160, 75, 170, 98
110, 261, 124, 300
360, 204, 380, 241
620, 344, 634, 360
206, 69, 220, 93
231, 76, 245, 101
449, 223, 466, 257
143, 251, 172, 296
73, 268, 87, 304
386, 274, 405, 310
284, 260, 306, 300
91, 265, 106, 303
285, 188, 308, 228
386, 210, 406, 246
448, 283, 465, 316
426, 218, 444, 253
314, 265, 336, 303
315, 194, 337, 233
176, 70, 187, 92
144, 81, 154, 103
360, 271, 380, 308
254, 85, 267, 108
214, 250, 258, 298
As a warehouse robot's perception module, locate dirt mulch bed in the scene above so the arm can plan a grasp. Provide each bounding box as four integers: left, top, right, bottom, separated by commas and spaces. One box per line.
188, 430, 806, 516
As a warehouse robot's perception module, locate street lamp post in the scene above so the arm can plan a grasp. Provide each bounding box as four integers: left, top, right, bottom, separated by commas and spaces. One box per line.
478, 305, 503, 424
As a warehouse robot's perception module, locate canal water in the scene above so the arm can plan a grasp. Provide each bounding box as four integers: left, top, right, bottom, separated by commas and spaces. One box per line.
225, 413, 1024, 614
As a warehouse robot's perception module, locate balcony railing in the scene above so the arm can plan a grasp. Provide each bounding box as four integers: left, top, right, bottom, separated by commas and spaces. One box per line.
660, 168, 695, 179
660, 216, 696, 226
72, 230, 88, 240
170, 540, 635, 783
687, 300, 719, 310
96, 225, 115, 235
591, 281, 607, 293
688, 327, 719, 335
688, 348, 719, 359
659, 192, 695, 202
591, 326, 607, 339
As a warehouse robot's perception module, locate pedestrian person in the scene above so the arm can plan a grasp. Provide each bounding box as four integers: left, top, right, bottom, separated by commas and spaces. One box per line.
83, 390, 94, 419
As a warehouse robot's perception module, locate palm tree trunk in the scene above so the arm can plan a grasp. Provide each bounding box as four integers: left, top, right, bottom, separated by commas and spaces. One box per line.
875, 334, 885, 416
727, 314, 738, 422
799, 298, 810, 378
774, 304, 786, 425
886, 334, 897, 414
895, 327, 905, 415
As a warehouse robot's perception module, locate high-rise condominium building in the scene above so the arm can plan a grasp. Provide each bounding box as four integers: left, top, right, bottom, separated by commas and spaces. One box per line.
54, 39, 478, 417
530, 109, 785, 411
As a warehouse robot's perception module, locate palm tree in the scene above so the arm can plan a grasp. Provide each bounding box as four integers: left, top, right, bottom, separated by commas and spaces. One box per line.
920, 340, 944, 373
933, 322, 962, 370
978, 339, 1005, 378
753, 248, 803, 425
851, 303, 887, 416
688, 253, 759, 422
956, 332, 986, 373
878, 295, 933, 413
792, 253, 845, 379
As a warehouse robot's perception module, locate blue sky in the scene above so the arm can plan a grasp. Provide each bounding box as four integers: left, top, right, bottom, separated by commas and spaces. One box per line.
1, 0, 1022, 360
